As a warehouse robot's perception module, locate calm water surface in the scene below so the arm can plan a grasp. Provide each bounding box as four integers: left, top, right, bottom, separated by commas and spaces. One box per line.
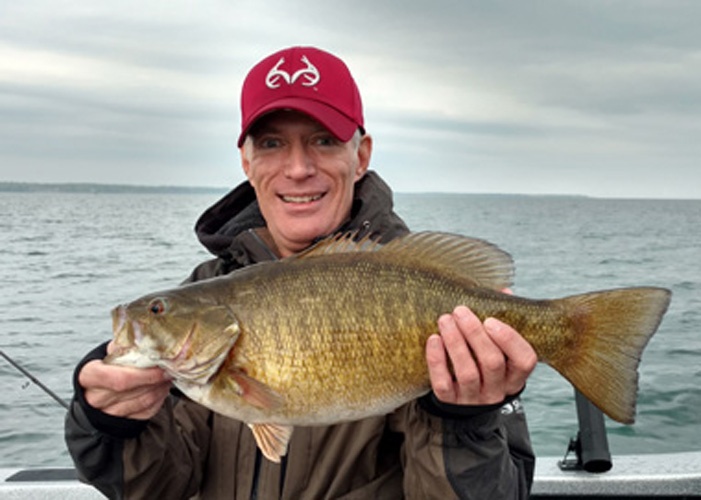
1, 191, 699, 468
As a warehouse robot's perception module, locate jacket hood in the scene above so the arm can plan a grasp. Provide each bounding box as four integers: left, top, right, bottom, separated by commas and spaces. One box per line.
194, 170, 408, 259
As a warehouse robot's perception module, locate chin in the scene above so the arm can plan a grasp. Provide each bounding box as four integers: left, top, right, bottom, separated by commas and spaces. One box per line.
287, 221, 335, 245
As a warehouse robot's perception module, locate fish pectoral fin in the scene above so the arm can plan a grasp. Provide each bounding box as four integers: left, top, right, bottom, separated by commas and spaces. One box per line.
248, 423, 293, 463
229, 370, 284, 411
222, 321, 240, 338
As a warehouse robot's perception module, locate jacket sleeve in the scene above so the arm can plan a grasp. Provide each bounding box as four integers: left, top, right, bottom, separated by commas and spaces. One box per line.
64, 342, 213, 500
389, 393, 534, 500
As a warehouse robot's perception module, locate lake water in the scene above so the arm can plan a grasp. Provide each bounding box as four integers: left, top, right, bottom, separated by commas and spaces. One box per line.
1, 191, 699, 468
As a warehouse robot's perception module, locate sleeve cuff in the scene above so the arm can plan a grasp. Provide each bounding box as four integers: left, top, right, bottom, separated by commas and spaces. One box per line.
418, 387, 525, 420
72, 341, 149, 439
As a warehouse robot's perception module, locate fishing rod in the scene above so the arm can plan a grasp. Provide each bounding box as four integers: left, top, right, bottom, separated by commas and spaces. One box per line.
0, 349, 70, 410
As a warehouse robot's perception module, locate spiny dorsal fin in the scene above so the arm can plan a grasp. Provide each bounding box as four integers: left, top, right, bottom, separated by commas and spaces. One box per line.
294, 231, 381, 258
295, 231, 514, 291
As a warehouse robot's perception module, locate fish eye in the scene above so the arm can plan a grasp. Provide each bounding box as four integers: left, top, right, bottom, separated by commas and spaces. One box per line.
148, 298, 168, 315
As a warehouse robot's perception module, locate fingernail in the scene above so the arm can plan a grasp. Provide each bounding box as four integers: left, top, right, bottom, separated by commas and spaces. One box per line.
427, 335, 442, 349
484, 317, 500, 333
438, 314, 453, 328
453, 305, 469, 317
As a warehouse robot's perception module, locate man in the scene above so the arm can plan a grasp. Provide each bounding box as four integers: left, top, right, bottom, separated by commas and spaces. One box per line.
66, 46, 537, 499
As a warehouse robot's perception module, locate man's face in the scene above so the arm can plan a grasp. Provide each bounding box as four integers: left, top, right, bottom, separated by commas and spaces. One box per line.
241, 111, 371, 257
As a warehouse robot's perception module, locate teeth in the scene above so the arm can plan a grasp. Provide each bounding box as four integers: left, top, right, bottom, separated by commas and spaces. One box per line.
282, 194, 323, 203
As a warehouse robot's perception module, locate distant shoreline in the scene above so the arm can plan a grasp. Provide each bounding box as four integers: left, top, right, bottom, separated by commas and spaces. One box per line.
4, 181, 696, 201
0, 182, 229, 195
0, 181, 588, 198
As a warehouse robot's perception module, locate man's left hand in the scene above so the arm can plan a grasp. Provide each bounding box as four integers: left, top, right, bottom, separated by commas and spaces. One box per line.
426, 304, 537, 406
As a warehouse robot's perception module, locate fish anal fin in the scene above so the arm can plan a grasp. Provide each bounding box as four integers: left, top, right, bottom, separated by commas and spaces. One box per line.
229, 370, 284, 411
248, 423, 293, 463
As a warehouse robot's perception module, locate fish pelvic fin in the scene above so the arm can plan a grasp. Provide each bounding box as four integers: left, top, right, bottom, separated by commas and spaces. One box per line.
248, 423, 293, 463
550, 286, 671, 424
296, 231, 514, 291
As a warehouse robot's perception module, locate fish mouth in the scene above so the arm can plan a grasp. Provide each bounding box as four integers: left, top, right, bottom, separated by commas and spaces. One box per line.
112, 305, 127, 334
109, 305, 140, 356
104, 344, 135, 364
105, 316, 159, 367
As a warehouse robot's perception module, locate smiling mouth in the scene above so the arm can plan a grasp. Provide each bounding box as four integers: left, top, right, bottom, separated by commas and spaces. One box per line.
280, 193, 325, 203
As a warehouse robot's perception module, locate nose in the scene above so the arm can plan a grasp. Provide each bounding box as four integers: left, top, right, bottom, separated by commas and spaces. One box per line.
284, 141, 315, 179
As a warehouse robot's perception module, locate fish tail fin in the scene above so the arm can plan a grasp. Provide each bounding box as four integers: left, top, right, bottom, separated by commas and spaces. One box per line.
550, 287, 671, 424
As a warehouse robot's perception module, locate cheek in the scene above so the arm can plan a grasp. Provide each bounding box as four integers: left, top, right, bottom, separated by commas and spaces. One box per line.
247, 163, 280, 194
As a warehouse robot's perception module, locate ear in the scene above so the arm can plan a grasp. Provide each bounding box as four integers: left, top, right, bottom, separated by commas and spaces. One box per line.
355, 134, 372, 181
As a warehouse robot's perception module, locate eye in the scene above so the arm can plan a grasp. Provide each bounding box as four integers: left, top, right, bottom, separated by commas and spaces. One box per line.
314, 134, 338, 147
148, 299, 168, 315
255, 136, 282, 149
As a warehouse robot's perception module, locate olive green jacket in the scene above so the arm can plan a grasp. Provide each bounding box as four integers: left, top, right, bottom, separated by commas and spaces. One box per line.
65, 171, 534, 499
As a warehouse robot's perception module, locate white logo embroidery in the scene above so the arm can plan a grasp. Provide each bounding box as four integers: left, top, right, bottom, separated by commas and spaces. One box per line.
265, 55, 320, 89
500, 399, 523, 415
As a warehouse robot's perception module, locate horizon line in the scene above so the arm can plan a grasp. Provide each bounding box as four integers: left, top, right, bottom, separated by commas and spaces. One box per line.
1, 180, 698, 201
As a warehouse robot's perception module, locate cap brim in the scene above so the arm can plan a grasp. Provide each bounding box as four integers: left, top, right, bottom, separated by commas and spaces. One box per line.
238, 98, 359, 147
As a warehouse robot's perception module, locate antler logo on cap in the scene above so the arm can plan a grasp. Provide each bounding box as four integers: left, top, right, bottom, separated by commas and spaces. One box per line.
265, 55, 320, 89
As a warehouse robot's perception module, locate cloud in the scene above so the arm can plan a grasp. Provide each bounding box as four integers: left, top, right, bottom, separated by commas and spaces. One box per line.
1, 0, 700, 197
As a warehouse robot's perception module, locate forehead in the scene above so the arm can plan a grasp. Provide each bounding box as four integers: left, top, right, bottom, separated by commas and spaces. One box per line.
247, 110, 327, 137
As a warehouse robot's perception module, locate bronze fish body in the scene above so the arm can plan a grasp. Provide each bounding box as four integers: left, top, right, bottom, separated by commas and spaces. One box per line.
107, 232, 672, 462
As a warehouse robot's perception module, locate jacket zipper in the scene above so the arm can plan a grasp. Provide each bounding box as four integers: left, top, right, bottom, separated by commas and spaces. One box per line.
247, 229, 279, 262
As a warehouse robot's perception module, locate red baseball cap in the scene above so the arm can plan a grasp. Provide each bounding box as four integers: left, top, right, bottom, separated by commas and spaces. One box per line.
238, 46, 364, 147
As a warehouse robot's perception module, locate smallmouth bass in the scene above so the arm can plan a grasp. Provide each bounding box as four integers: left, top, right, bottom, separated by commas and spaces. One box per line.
106, 232, 671, 462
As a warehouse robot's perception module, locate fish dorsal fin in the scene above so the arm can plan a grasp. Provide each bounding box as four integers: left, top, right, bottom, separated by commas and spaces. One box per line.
296, 231, 514, 291
381, 232, 514, 290
294, 231, 382, 258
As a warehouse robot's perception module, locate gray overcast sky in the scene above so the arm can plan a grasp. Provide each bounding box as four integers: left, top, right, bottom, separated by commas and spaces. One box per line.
1, 1, 700, 198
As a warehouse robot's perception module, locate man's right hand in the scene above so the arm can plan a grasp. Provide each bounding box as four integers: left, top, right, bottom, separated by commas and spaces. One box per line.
79, 341, 172, 420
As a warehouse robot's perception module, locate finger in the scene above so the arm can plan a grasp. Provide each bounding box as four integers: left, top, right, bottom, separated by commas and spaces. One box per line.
426, 333, 456, 403
79, 360, 169, 393
452, 306, 507, 404
438, 308, 482, 402
484, 318, 538, 395
100, 381, 172, 419
86, 378, 167, 410
79, 360, 171, 416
